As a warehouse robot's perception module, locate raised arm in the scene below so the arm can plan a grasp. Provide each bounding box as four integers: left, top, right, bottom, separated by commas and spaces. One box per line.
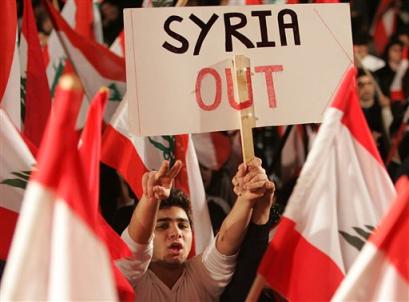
216, 158, 275, 256
127, 160, 182, 244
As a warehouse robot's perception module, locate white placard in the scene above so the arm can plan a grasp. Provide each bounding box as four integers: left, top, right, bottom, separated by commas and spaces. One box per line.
124, 4, 353, 136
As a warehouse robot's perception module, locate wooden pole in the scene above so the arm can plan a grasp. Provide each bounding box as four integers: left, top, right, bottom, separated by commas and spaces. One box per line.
234, 55, 256, 164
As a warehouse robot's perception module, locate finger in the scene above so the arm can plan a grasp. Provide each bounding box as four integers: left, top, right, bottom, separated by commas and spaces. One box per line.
147, 171, 157, 198
232, 176, 238, 186
243, 169, 267, 184
153, 186, 168, 200
245, 190, 265, 199
265, 181, 276, 193
237, 163, 247, 177
244, 174, 268, 190
168, 160, 183, 180
233, 186, 242, 196
142, 172, 149, 196
156, 160, 170, 179
248, 157, 262, 168
246, 180, 268, 191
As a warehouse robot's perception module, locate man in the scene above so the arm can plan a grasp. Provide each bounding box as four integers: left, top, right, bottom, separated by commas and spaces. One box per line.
353, 32, 385, 72
117, 158, 274, 301
357, 69, 392, 159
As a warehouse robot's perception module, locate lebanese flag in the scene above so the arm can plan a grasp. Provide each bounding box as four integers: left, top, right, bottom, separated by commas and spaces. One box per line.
0, 77, 117, 300
101, 97, 213, 255
332, 176, 409, 301
110, 31, 125, 58
78, 89, 134, 301
0, 1, 20, 130
20, 0, 52, 148
257, 66, 396, 301
192, 132, 232, 171
43, 0, 97, 95
0, 109, 35, 261
390, 47, 408, 102
371, 0, 397, 55
44, 0, 125, 121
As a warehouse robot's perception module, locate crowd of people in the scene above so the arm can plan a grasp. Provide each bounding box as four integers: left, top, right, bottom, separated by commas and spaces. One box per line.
8, 0, 409, 300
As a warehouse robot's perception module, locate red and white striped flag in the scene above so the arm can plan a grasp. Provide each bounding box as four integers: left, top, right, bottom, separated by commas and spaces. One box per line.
0, 77, 117, 300
19, 0, 52, 148
0, 0, 20, 130
44, 0, 126, 121
332, 175, 409, 301
371, 0, 398, 55
192, 132, 232, 171
0, 109, 35, 262
101, 97, 213, 255
257, 66, 396, 301
110, 31, 125, 58
390, 47, 408, 102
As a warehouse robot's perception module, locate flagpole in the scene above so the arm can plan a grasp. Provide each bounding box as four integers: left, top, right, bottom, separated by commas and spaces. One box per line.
234, 55, 256, 163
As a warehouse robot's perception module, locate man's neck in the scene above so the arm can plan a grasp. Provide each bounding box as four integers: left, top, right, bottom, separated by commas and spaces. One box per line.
149, 261, 185, 289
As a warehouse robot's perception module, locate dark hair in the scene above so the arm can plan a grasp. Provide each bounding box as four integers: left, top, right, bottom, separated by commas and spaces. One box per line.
382, 37, 404, 61
353, 31, 370, 46
159, 189, 193, 227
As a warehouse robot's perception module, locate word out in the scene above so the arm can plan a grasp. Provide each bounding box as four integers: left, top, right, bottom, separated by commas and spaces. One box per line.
195, 65, 283, 111
163, 9, 301, 55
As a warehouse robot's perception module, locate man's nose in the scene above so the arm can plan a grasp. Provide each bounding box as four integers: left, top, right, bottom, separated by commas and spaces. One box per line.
168, 224, 182, 239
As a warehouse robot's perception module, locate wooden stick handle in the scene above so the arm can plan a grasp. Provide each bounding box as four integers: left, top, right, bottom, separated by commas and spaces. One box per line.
235, 55, 256, 164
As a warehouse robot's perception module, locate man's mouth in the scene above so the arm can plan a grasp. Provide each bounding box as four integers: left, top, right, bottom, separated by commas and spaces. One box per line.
168, 242, 183, 255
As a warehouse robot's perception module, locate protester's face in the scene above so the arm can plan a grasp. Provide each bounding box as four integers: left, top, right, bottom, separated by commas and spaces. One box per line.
357, 75, 375, 102
353, 44, 368, 59
388, 44, 403, 64
152, 206, 192, 264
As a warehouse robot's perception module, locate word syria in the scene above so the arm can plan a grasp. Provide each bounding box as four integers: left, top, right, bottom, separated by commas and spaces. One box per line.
163, 9, 301, 55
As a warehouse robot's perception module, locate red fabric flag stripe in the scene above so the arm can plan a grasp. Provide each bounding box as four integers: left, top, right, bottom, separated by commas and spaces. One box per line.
74, 0, 94, 39
0, 207, 19, 260
370, 176, 409, 282
22, 0, 52, 148
32, 80, 83, 191
331, 67, 383, 165
101, 125, 149, 199
258, 218, 344, 301
0, 1, 17, 102
44, 1, 126, 82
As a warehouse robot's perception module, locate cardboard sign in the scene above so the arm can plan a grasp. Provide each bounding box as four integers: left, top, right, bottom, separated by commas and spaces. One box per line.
124, 4, 353, 136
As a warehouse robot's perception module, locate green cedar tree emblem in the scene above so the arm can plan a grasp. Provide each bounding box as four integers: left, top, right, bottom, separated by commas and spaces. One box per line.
50, 57, 66, 97
1, 170, 32, 190
107, 83, 122, 102
339, 225, 375, 251
148, 136, 176, 166
20, 77, 27, 122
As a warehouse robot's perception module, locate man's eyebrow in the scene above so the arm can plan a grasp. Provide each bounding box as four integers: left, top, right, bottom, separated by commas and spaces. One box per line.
156, 217, 190, 223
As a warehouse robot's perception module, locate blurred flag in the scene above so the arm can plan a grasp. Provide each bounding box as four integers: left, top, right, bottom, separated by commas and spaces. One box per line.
20, 0, 52, 148
332, 176, 409, 301
371, 0, 398, 55
0, 76, 117, 300
0, 110, 35, 262
44, 0, 124, 121
0, 0, 20, 129
257, 66, 396, 301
